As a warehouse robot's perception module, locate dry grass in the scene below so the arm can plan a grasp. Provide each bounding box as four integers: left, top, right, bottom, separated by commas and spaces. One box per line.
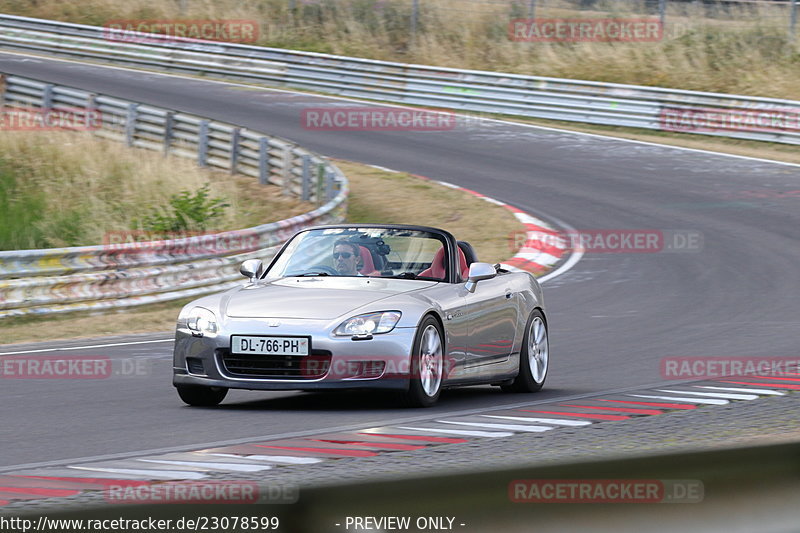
0, 160, 526, 344
338, 160, 522, 265
0, 300, 189, 344
0, 130, 312, 249
0, 0, 797, 99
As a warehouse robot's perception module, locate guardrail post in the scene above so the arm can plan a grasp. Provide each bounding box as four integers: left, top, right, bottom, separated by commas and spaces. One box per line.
282, 145, 293, 196
325, 169, 335, 201
197, 119, 209, 167
164, 112, 174, 155
230, 127, 241, 174
0, 74, 6, 107
85, 93, 100, 133
42, 83, 54, 109
316, 163, 325, 205
125, 103, 138, 147
790, 0, 798, 45
258, 137, 269, 185
658, 0, 667, 30
301, 154, 312, 202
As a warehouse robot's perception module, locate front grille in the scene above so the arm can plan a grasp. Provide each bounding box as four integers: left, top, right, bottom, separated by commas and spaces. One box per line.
218, 348, 332, 379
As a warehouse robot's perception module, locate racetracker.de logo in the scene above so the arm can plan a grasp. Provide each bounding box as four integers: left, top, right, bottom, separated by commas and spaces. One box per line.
508, 229, 703, 254
102, 230, 260, 255
0, 356, 112, 379
104, 481, 297, 504
301, 107, 456, 131
509, 479, 703, 503
661, 357, 800, 379
660, 107, 800, 134
0, 107, 103, 131
103, 19, 259, 44
509, 18, 662, 42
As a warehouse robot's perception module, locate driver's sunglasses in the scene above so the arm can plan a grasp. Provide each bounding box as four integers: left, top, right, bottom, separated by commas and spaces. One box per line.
332, 252, 353, 259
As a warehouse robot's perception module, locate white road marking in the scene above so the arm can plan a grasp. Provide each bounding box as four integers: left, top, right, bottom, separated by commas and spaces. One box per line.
628, 394, 729, 405
481, 415, 592, 426
208, 454, 322, 464
396, 426, 513, 438
366, 164, 399, 173
0, 338, 172, 355
436, 420, 554, 432
536, 212, 585, 283
696, 385, 784, 396
479, 197, 506, 206
657, 389, 758, 401
137, 459, 271, 472
68, 466, 206, 480
514, 213, 550, 226
516, 251, 562, 264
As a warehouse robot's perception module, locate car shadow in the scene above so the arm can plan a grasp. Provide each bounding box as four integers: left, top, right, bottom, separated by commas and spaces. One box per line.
212, 385, 568, 412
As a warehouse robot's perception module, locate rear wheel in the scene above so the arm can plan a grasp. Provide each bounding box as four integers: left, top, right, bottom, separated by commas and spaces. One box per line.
502, 310, 548, 393
176, 385, 228, 406
402, 316, 444, 407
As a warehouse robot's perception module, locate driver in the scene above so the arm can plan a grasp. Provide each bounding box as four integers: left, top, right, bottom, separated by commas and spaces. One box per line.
332, 240, 362, 276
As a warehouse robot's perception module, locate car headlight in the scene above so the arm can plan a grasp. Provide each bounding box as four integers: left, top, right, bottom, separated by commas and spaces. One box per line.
334, 311, 402, 336
186, 307, 218, 335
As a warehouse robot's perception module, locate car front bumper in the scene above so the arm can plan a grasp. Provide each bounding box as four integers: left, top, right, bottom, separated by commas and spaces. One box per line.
172, 317, 418, 392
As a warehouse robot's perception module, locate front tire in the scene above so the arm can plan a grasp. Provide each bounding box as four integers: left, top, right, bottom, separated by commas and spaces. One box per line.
502, 309, 548, 393
176, 385, 228, 406
401, 316, 444, 407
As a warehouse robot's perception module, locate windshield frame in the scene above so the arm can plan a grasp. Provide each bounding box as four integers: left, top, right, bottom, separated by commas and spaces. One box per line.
262, 224, 460, 283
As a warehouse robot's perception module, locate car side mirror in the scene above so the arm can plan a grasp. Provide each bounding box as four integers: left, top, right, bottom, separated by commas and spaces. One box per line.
240, 259, 264, 283
465, 262, 497, 293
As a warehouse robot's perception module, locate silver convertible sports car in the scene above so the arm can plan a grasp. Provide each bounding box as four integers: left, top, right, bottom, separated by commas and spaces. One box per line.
173, 224, 549, 407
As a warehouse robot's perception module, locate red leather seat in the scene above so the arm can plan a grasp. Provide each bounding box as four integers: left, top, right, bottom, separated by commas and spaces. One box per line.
358, 246, 381, 276
419, 246, 469, 280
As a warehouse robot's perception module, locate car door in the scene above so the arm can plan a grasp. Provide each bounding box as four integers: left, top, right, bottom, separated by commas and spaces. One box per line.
421, 282, 469, 382
464, 274, 520, 376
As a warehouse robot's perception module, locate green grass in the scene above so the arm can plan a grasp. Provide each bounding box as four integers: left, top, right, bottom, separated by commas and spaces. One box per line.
0, 162, 47, 250
0, 130, 313, 250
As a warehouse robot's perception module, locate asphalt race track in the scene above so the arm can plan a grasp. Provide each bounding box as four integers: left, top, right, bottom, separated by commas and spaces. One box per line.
1, 52, 799, 471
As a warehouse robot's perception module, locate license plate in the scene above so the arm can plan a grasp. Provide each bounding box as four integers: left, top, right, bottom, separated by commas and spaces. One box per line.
231, 336, 310, 356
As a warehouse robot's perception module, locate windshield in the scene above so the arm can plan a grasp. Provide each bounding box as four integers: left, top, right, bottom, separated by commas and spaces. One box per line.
267, 227, 448, 280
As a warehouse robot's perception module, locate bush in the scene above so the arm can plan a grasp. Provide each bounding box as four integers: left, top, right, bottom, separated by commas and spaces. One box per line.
139, 184, 230, 233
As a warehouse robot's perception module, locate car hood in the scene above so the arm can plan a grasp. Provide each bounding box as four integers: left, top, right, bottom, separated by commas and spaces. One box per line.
224, 277, 438, 319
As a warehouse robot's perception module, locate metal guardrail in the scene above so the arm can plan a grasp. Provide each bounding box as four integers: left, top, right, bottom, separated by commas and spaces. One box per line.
0, 74, 348, 318
0, 14, 798, 145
